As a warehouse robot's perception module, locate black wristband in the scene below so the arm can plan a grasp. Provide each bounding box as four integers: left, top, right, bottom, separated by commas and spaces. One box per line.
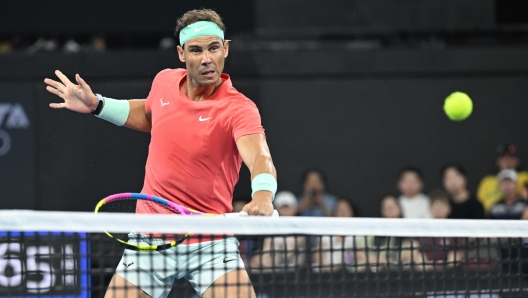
91, 94, 104, 115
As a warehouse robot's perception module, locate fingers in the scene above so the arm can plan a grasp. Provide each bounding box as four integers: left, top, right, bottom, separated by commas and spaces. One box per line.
45, 85, 64, 97
45, 83, 66, 109
44, 78, 65, 92
242, 205, 262, 215
75, 74, 88, 90
49, 102, 66, 109
238, 210, 278, 217
54, 70, 73, 86
241, 204, 273, 216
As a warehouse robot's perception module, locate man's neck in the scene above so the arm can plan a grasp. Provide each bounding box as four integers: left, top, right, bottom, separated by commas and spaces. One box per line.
183, 76, 222, 102
452, 189, 469, 203
503, 195, 517, 205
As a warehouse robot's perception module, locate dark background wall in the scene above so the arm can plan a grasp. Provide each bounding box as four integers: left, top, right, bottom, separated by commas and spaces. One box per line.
0, 1, 254, 35
256, 0, 496, 37
1, 0, 528, 216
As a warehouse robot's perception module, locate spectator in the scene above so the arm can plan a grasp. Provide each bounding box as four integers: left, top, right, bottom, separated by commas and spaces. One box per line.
489, 169, 528, 220
477, 144, 528, 212
442, 164, 485, 219
298, 169, 337, 217
522, 183, 528, 201
418, 192, 464, 270
312, 199, 364, 272
380, 194, 402, 218
428, 190, 452, 219
273, 191, 300, 217
365, 195, 425, 272
335, 197, 357, 217
397, 166, 432, 218
249, 191, 305, 272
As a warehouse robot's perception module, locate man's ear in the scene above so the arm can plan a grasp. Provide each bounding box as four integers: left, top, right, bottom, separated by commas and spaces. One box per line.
223, 40, 229, 58
177, 45, 185, 62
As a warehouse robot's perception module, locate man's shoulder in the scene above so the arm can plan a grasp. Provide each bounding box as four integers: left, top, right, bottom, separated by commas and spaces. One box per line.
514, 198, 526, 205
223, 93, 259, 115
518, 171, 528, 181
479, 175, 497, 184
489, 199, 507, 211
154, 68, 186, 81
491, 199, 506, 206
223, 88, 255, 105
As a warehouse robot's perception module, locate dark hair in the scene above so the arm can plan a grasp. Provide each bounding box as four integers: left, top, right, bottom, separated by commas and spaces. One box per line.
428, 189, 450, 205
381, 193, 398, 201
441, 164, 467, 179
174, 9, 226, 42
379, 194, 401, 218
335, 197, 358, 217
398, 166, 424, 181
301, 168, 328, 187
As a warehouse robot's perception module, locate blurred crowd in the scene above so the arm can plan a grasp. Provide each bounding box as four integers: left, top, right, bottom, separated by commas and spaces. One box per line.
234, 144, 528, 274
0, 35, 179, 54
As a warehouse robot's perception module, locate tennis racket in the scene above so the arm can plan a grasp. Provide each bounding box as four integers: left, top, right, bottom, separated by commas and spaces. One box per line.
94, 192, 277, 251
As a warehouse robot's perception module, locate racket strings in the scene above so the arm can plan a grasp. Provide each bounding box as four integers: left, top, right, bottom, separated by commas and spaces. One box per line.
98, 198, 189, 250
99, 199, 137, 213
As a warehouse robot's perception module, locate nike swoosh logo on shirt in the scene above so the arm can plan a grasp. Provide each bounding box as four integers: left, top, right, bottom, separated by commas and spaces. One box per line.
194, 25, 211, 32
223, 258, 236, 263
199, 115, 212, 122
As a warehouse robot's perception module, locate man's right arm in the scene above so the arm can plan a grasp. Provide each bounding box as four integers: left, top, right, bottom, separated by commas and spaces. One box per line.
45, 70, 151, 132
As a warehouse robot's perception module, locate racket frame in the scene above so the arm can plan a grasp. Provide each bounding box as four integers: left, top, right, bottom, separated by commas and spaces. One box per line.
94, 193, 221, 252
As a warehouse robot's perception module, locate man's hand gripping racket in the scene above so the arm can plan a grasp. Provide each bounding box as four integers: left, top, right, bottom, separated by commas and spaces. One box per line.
238, 210, 279, 217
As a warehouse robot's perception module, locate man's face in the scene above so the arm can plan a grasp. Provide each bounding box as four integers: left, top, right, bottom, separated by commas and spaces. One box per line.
303, 172, 325, 193
497, 155, 519, 170
398, 172, 423, 198
278, 205, 297, 216
177, 36, 229, 87
499, 179, 517, 199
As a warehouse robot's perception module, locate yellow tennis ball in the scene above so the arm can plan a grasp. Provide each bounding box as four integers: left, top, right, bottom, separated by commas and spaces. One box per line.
444, 91, 473, 121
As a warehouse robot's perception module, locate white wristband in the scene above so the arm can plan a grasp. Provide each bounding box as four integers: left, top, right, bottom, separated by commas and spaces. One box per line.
95, 95, 130, 126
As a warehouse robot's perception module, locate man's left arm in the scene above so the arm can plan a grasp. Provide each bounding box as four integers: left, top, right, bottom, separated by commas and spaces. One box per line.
236, 133, 277, 216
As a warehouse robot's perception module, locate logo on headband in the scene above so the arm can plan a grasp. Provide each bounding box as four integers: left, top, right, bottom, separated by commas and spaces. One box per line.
179, 21, 224, 46
194, 25, 211, 32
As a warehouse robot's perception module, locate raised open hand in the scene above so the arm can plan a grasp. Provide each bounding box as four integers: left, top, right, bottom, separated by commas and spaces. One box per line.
44, 70, 99, 114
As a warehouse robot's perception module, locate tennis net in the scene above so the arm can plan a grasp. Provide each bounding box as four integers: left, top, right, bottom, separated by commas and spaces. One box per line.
1, 210, 528, 297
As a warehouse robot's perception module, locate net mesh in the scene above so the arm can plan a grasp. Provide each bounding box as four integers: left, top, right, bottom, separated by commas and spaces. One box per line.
1, 210, 528, 298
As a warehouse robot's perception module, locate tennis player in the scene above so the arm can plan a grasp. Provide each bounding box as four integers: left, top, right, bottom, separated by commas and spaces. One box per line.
44, 9, 276, 298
